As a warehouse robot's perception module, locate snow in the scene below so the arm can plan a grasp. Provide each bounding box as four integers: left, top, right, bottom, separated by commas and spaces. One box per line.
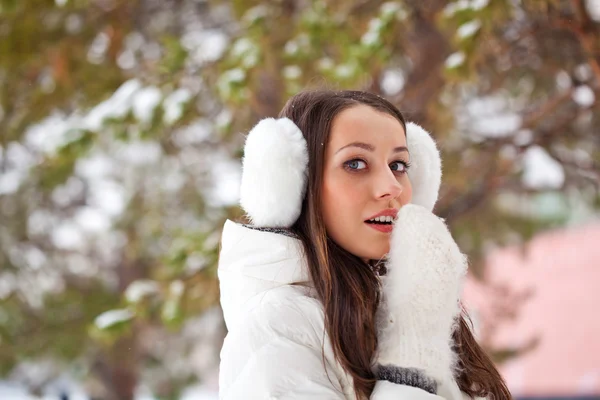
283, 65, 302, 80
158, 164, 186, 193
555, 70, 572, 91
0, 381, 218, 400
185, 253, 208, 273
381, 2, 407, 19
4, 138, 32, 166
51, 221, 86, 250
162, 281, 185, 321
116, 141, 162, 166
24, 112, 74, 155
74, 206, 111, 233
285, 34, 309, 57
457, 19, 481, 38
117, 48, 136, 70
361, 30, 380, 46
65, 253, 96, 277
170, 280, 184, 297
206, 154, 241, 207
243, 5, 269, 24
182, 30, 229, 66
163, 88, 192, 125
284, 40, 299, 55
0, 382, 35, 400
94, 308, 134, 330
514, 129, 534, 146
87, 32, 110, 64
574, 63, 593, 81
37, 271, 65, 295
125, 32, 145, 52
586, 0, 600, 21
317, 57, 334, 71
84, 79, 141, 131
0, 273, 16, 300
217, 68, 246, 98
125, 280, 160, 303
23, 246, 47, 270
27, 209, 57, 236
465, 95, 522, 138
143, 42, 162, 62
368, 18, 384, 32
381, 69, 405, 96
39, 69, 56, 93
572, 85, 596, 107
86, 179, 127, 217
180, 384, 218, 400
445, 51, 465, 68
215, 109, 232, 130
334, 63, 356, 79
443, 0, 489, 16
472, 113, 521, 137
231, 38, 255, 59
361, 18, 384, 46
0, 169, 24, 195
75, 153, 115, 179
172, 120, 212, 147
132, 86, 162, 123
521, 146, 565, 190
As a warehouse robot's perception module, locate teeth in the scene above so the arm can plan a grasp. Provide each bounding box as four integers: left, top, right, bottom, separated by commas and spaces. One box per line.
368, 216, 394, 223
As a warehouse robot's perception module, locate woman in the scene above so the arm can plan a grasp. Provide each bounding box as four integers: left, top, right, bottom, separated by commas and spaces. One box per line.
218, 90, 511, 399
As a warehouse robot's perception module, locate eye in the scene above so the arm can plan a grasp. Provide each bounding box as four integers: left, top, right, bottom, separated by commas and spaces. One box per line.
390, 160, 410, 173
344, 159, 367, 171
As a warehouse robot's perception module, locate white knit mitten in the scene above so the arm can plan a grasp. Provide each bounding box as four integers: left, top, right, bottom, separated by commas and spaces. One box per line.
375, 204, 467, 392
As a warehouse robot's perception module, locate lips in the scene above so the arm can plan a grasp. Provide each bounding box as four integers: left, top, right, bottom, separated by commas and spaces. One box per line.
364, 208, 398, 234
365, 222, 394, 233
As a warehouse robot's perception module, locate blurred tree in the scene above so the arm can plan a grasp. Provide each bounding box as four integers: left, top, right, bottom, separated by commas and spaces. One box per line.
1, 0, 234, 398
1, 0, 598, 398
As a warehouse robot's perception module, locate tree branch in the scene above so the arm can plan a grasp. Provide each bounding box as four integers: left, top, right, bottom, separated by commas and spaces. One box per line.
552, 1, 600, 83
392, 4, 451, 124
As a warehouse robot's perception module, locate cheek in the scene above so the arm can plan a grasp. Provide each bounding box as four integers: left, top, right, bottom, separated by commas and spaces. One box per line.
322, 172, 364, 221
321, 175, 363, 251
403, 177, 413, 203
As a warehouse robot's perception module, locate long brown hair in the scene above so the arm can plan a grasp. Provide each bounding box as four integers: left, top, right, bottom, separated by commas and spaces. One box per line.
278, 90, 512, 400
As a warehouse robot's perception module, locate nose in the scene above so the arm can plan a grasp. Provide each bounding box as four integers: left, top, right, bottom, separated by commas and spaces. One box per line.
373, 168, 403, 202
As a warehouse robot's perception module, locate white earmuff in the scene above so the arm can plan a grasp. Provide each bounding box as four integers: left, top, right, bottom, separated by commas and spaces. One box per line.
239, 118, 308, 228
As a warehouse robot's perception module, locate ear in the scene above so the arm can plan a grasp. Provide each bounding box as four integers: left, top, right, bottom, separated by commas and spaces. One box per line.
239, 117, 308, 228
405, 122, 442, 212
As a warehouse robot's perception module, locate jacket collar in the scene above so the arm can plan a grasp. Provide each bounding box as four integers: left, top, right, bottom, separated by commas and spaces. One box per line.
218, 220, 310, 329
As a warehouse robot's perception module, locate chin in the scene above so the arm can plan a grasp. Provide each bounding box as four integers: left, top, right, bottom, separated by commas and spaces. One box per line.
374, 245, 391, 260
358, 245, 389, 262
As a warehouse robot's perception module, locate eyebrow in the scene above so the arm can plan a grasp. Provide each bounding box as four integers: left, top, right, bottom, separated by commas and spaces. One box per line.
335, 142, 409, 154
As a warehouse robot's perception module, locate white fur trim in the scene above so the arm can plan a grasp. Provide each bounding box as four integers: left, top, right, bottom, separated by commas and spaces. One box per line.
406, 122, 442, 212
239, 117, 308, 228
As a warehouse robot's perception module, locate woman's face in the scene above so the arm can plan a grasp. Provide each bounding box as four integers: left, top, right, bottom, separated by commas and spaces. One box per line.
321, 105, 413, 261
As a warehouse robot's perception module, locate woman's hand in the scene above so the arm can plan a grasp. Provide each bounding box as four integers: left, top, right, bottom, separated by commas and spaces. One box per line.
375, 204, 468, 386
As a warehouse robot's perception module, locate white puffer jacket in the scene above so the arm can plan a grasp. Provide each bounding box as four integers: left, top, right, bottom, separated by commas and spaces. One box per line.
218, 220, 473, 400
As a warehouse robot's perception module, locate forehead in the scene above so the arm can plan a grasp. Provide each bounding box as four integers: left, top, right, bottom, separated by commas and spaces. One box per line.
329, 104, 406, 147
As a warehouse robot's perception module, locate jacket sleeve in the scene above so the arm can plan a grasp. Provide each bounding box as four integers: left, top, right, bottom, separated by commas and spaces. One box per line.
219, 294, 464, 400
219, 298, 347, 399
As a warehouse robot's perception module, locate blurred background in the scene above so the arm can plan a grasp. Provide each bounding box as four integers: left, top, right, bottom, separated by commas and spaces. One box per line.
1, 0, 599, 399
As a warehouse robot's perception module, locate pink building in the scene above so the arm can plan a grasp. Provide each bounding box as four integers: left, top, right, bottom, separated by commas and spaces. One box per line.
462, 222, 600, 399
